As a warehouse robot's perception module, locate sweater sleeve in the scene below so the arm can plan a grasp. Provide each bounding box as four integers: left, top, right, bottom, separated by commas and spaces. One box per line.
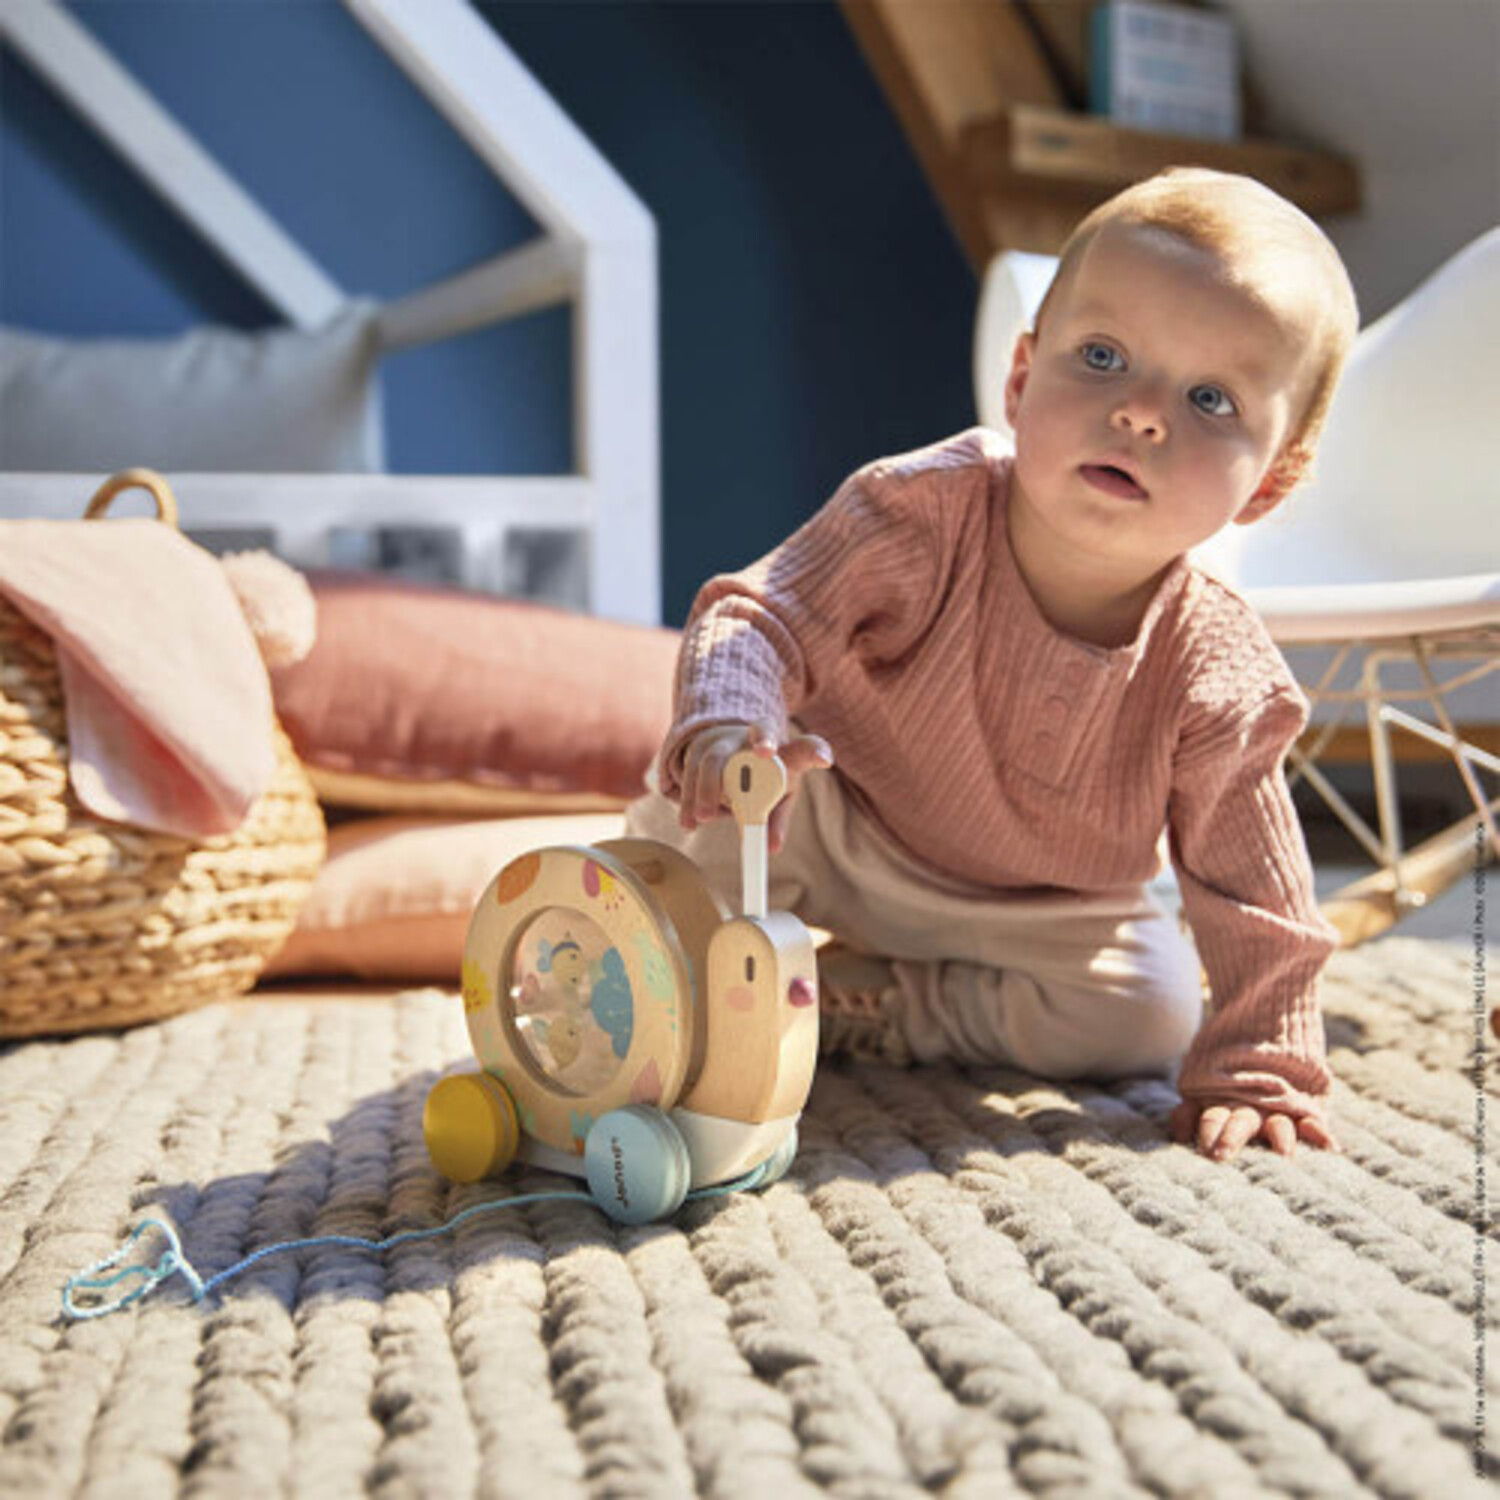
1169, 679, 1340, 1127
657, 453, 966, 796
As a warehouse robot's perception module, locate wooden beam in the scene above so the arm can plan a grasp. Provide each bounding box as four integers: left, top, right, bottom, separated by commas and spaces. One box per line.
839, 0, 1063, 268
851, 0, 1064, 132
1012, 0, 1091, 111
977, 179, 1097, 261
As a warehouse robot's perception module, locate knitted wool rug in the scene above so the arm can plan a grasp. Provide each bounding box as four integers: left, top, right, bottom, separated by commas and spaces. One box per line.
0, 936, 1492, 1498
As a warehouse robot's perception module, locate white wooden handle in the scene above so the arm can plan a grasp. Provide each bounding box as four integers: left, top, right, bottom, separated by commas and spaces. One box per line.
723, 750, 786, 826
723, 750, 786, 918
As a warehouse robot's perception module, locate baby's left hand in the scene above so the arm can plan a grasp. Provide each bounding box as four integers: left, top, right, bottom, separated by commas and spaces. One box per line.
1170, 1100, 1342, 1162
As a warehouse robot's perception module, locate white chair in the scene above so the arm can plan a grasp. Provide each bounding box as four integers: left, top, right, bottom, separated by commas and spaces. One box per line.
974, 229, 1500, 943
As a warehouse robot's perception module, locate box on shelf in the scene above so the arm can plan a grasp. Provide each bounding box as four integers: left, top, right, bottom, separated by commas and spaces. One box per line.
1090, 0, 1241, 142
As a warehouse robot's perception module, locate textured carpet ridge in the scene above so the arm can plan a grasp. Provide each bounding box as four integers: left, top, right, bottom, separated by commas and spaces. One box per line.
2, 938, 1493, 1496
818, 1029, 1487, 1498
806, 1071, 1271, 1496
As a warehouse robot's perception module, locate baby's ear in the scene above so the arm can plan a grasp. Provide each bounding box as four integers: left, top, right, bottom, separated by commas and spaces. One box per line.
1240, 442, 1312, 522
1003, 332, 1036, 428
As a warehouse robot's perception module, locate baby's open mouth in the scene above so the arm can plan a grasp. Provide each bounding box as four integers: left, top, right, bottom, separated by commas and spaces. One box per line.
1080, 463, 1148, 500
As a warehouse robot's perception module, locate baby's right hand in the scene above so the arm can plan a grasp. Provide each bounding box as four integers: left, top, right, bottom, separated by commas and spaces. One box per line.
679, 723, 834, 852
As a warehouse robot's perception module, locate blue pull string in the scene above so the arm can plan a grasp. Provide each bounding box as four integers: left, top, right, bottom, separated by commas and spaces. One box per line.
62, 1167, 768, 1320
63, 1217, 206, 1318
63, 1187, 592, 1320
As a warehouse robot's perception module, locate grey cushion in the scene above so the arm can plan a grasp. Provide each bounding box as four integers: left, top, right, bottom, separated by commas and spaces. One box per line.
0, 303, 385, 473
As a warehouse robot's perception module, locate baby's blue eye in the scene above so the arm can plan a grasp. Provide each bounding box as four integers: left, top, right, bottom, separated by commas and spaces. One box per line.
1190, 384, 1236, 416
1080, 342, 1124, 372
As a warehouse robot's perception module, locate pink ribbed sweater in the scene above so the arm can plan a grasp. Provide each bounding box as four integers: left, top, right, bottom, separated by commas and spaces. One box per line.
662, 428, 1339, 1124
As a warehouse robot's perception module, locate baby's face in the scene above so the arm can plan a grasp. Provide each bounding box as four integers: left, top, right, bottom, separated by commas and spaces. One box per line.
1004, 223, 1314, 575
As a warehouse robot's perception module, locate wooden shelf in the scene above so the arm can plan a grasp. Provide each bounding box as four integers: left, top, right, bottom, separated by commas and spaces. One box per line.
963, 105, 1361, 254
840, 0, 1362, 265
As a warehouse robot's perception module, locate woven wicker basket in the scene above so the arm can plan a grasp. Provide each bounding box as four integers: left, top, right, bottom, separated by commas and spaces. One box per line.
0, 471, 326, 1038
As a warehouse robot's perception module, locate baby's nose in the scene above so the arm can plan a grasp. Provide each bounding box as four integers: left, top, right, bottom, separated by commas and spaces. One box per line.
1110, 401, 1166, 442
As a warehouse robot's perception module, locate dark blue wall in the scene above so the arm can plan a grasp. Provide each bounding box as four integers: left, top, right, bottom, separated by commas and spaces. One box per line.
0, 0, 976, 623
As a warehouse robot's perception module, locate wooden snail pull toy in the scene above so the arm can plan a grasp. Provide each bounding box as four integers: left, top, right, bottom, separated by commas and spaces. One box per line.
423, 750, 819, 1223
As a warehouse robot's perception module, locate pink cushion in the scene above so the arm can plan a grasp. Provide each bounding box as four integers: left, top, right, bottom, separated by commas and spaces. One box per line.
270, 572, 680, 812
264, 812, 626, 982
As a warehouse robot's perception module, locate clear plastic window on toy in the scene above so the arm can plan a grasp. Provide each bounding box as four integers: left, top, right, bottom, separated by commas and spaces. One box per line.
507, 908, 635, 1096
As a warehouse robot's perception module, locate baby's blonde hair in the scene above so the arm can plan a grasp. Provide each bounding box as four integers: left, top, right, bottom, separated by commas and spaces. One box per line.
1036, 167, 1359, 470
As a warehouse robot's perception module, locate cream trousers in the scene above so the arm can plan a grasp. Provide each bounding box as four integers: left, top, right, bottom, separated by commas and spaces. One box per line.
624, 765, 1204, 1081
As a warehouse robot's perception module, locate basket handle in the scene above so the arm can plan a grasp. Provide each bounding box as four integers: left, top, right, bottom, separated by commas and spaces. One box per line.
84, 468, 179, 528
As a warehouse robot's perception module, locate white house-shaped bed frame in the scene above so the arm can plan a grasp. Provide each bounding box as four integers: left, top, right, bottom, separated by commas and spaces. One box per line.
0, 0, 660, 625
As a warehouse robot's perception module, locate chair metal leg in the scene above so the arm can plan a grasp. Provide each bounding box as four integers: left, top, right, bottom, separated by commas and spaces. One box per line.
1411, 640, 1500, 858
1320, 799, 1498, 946
1287, 747, 1387, 866
1362, 650, 1418, 909
1288, 631, 1498, 945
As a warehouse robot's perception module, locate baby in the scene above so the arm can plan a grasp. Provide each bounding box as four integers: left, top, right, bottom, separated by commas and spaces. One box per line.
626, 167, 1359, 1165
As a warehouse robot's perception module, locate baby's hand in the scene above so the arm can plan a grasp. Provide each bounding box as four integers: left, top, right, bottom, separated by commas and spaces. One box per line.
679, 724, 834, 852
1170, 1099, 1342, 1163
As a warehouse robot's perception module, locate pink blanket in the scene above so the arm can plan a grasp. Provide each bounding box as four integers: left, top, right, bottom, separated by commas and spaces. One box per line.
0, 519, 274, 837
